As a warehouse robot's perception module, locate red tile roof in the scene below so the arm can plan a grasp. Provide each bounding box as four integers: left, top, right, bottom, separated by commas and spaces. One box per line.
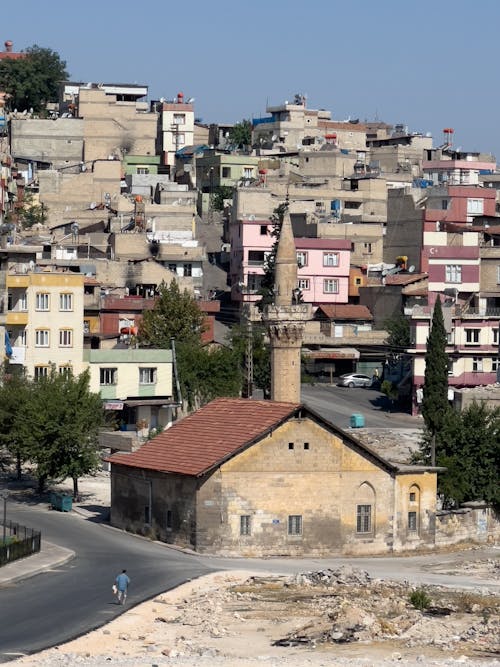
384, 273, 427, 286
107, 398, 300, 476
315, 304, 373, 320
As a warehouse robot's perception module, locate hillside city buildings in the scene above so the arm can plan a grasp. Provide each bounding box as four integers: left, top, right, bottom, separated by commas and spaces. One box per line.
0, 46, 499, 441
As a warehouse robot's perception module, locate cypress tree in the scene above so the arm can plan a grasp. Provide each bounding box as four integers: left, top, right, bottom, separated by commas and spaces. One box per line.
421, 296, 451, 464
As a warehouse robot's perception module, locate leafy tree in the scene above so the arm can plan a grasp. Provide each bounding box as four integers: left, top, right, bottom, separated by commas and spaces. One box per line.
228, 119, 252, 149
138, 281, 242, 409
18, 368, 105, 496
212, 185, 234, 211
0, 365, 31, 478
381, 379, 399, 412
384, 313, 411, 349
16, 192, 47, 228
421, 297, 451, 464
256, 203, 288, 311
0, 45, 68, 113
418, 401, 500, 509
138, 280, 205, 348
176, 342, 241, 410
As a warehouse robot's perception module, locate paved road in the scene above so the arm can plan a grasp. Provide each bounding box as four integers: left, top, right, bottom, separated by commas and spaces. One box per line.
301, 383, 421, 430
2, 501, 498, 662
1, 503, 214, 662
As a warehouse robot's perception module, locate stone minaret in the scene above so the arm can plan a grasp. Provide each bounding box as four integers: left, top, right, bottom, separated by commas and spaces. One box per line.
263, 208, 311, 403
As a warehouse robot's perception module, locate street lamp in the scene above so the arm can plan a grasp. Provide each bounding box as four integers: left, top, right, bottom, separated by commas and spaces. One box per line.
1, 490, 9, 544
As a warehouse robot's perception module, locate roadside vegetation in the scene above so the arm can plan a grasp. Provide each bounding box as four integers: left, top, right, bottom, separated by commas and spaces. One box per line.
0, 365, 105, 497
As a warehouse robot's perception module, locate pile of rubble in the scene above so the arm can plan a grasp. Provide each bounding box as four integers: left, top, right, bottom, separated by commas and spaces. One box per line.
221, 566, 499, 657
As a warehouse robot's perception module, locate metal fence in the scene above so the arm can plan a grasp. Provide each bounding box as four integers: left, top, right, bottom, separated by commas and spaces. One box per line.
0, 520, 41, 566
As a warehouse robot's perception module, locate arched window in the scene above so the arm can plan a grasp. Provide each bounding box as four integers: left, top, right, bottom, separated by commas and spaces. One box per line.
408, 484, 421, 534
356, 482, 375, 535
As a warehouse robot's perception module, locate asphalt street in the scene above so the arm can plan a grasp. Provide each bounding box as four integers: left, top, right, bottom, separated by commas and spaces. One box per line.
300, 382, 421, 430
1, 502, 214, 661
2, 500, 498, 662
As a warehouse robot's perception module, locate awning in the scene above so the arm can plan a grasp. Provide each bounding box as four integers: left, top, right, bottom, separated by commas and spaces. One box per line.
304, 347, 360, 360
124, 398, 176, 407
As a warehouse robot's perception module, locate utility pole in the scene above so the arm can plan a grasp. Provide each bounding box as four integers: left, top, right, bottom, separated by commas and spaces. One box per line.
242, 306, 253, 399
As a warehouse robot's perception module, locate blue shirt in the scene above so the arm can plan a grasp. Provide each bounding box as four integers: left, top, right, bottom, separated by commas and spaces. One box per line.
115, 573, 130, 591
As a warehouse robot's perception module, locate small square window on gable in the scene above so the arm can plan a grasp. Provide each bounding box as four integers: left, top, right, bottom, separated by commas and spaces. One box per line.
288, 442, 294, 450
304, 442, 309, 450
260, 225, 268, 235
409, 492, 416, 502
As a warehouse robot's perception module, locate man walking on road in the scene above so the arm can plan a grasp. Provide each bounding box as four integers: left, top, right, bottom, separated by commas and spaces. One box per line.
115, 569, 130, 605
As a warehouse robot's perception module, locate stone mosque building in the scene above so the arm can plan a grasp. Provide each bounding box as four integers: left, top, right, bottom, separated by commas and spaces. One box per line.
108, 208, 440, 556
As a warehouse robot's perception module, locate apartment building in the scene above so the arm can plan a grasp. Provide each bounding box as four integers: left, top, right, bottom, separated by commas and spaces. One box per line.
408, 223, 500, 411
157, 93, 194, 176
229, 214, 350, 306
6, 268, 85, 379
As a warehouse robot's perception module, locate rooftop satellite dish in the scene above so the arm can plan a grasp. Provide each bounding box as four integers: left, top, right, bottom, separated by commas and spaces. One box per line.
381, 269, 388, 277
160, 97, 165, 103
271, 135, 278, 141
249, 214, 255, 220
408, 265, 415, 273
186, 97, 195, 103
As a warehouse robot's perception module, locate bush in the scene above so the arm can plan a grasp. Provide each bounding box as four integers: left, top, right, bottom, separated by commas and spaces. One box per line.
409, 588, 431, 611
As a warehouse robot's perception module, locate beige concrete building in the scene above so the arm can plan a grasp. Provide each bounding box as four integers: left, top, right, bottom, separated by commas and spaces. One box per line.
6, 268, 85, 379
77, 87, 157, 163
10, 118, 84, 170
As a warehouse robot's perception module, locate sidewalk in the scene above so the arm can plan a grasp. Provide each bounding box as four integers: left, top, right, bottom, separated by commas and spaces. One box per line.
0, 541, 74, 586
0, 470, 110, 586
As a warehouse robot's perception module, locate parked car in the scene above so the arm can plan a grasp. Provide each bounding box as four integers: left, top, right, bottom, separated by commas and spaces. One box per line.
338, 373, 373, 388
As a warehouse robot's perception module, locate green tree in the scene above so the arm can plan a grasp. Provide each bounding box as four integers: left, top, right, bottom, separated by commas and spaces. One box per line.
0, 45, 68, 113
228, 119, 252, 150
18, 368, 105, 496
421, 297, 451, 464
384, 313, 411, 349
432, 402, 500, 509
212, 185, 234, 211
0, 365, 32, 478
16, 192, 47, 228
256, 202, 288, 311
138, 281, 205, 348
176, 342, 241, 410
138, 282, 242, 409
381, 379, 399, 412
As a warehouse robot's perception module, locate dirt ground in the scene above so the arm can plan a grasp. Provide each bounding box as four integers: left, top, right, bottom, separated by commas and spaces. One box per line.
13, 563, 500, 667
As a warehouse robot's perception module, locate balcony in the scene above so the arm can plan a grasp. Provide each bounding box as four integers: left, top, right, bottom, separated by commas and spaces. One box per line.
98, 430, 141, 453
6, 312, 28, 325
460, 307, 500, 318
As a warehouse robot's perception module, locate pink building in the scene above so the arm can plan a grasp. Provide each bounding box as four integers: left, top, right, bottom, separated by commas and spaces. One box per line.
229, 217, 350, 305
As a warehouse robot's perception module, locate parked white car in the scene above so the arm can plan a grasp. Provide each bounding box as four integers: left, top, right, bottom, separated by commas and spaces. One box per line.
338, 373, 373, 388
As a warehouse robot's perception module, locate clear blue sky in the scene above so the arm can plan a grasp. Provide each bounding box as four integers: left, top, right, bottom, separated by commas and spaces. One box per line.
4, 0, 500, 159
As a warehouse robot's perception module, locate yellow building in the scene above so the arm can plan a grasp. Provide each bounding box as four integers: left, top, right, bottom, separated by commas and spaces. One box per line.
6, 269, 85, 379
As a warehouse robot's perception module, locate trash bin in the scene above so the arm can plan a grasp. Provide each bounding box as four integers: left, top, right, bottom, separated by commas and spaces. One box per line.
350, 413, 365, 428
60, 494, 73, 512
50, 492, 72, 511
50, 492, 61, 510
